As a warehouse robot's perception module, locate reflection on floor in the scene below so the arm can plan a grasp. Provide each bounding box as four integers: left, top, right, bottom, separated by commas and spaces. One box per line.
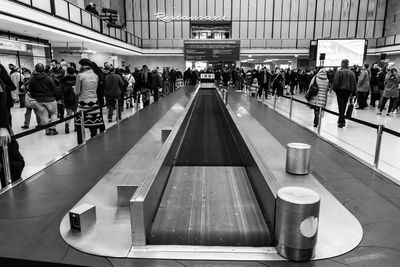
250, 89, 400, 183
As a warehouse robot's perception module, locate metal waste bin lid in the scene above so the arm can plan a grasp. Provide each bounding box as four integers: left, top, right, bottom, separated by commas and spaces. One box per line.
277, 186, 320, 204
287, 143, 311, 150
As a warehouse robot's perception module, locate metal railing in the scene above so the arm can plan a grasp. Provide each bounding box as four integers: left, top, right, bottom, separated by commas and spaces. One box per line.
9, 0, 143, 48
242, 86, 400, 172
0, 82, 185, 190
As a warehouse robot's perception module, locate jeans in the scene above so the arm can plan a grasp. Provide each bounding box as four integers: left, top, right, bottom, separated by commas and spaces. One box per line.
336, 90, 352, 124
258, 83, 269, 98
36, 101, 58, 129
23, 107, 40, 127
380, 97, 398, 113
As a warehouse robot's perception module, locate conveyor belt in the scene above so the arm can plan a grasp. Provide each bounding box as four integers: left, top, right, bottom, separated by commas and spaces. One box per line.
149, 89, 272, 246
149, 166, 271, 246
175, 90, 242, 166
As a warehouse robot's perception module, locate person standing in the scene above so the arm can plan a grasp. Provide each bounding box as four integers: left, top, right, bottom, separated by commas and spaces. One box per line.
9, 64, 24, 107
28, 63, 59, 135
271, 69, 285, 97
74, 59, 105, 144
105, 67, 124, 122
378, 67, 400, 116
258, 67, 271, 99
307, 68, 329, 127
49, 59, 65, 120
21, 69, 41, 129
139, 65, 152, 107
151, 68, 163, 102
60, 67, 77, 133
332, 59, 357, 128
369, 63, 380, 107
355, 63, 370, 110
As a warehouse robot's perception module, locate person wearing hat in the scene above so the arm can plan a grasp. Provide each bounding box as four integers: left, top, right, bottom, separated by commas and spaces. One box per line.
28, 63, 59, 135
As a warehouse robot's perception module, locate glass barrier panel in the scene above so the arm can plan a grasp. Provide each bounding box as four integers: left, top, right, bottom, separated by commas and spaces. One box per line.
121, 31, 126, 42
31, 0, 51, 12
115, 29, 121, 40
54, 0, 69, 19
81, 10, 92, 28
102, 21, 109, 35
16, 0, 31, 5
110, 27, 116, 38
92, 16, 101, 32
68, 4, 81, 24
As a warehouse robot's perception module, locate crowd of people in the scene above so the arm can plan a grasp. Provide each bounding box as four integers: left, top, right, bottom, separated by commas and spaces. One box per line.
0, 59, 184, 143
211, 60, 399, 128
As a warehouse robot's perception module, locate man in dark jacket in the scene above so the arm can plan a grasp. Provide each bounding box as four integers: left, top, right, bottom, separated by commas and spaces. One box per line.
151, 68, 163, 102
29, 63, 59, 135
332, 59, 357, 128
132, 67, 141, 104
105, 67, 124, 122
49, 59, 65, 119
258, 67, 271, 99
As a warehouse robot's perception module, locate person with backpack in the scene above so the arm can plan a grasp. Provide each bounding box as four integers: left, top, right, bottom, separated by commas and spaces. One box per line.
60, 67, 77, 133
307, 68, 329, 127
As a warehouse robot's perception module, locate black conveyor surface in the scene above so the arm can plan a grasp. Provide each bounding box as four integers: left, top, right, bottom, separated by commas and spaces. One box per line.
175, 90, 242, 166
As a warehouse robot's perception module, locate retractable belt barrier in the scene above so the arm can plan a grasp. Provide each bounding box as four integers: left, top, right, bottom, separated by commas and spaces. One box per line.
242, 89, 400, 171
1, 85, 181, 189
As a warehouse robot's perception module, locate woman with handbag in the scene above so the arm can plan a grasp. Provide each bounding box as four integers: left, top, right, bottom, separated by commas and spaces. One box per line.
21, 69, 41, 129
307, 68, 329, 127
378, 67, 400, 116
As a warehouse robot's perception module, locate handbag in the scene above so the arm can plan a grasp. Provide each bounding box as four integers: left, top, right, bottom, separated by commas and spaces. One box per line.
345, 97, 354, 119
25, 92, 37, 108
305, 78, 319, 101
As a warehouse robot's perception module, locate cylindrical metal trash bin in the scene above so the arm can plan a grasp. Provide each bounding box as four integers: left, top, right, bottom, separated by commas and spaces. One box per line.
275, 186, 320, 261
286, 143, 311, 175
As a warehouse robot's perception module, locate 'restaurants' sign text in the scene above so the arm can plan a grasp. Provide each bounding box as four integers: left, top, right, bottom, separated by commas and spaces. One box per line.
154, 12, 229, 23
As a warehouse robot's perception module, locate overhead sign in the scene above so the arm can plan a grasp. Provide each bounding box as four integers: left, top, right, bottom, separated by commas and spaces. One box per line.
184, 40, 240, 61
154, 12, 228, 23
0, 39, 27, 52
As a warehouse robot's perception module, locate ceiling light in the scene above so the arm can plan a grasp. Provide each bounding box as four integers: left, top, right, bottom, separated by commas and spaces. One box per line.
248, 55, 252, 58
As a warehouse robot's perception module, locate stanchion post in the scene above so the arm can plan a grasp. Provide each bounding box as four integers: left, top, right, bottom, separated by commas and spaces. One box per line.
289, 96, 293, 119
225, 89, 229, 105
273, 93, 277, 110
374, 125, 384, 168
262, 89, 266, 102
1, 144, 12, 185
116, 100, 120, 123
135, 91, 140, 112
317, 106, 323, 134
80, 109, 86, 144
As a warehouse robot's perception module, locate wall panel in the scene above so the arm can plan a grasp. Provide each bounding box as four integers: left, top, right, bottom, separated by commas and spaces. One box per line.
273, 22, 281, 39
298, 21, 306, 38
240, 0, 249, 21
274, 0, 282, 20
289, 21, 298, 39
374, 21, 384, 38
133, 0, 141, 37
307, 0, 316, 20
358, 0, 368, 20
306, 21, 314, 38
281, 0, 290, 21
323, 0, 333, 21
299, 0, 307, 20
332, 0, 341, 20
215, 0, 223, 16
157, 0, 165, 39
349, 0, 359, 20
223, 0, 232, 20
207, 0, 215, 16
314, 21, 323, 38
198, 0, 206, 16
290, 0, 299, 20
348, 21, 357, 37
376, 0, 386, 19
315, 0, 324, 20
341, 0, 351, 19
191, 0, 198, 16
265, 0, 274, 20
281, 21, 289, 39
232, 21, 240, 39
165, 0, 173, 38
256, 21, 264, 38
356, 21, 366, 38
240, 21, 248, 39
331, 21, 339, 38
232, 0, 240, 20
149, 0, 157, 38
141, 0, 149, 38
248, 0, 256, 20
323, 21, 331, 38
264, 21, 273, 38
339, 21, 348, 38
126, 0, 133, 20
248, 21, 256, 39
174, 0, 182, 39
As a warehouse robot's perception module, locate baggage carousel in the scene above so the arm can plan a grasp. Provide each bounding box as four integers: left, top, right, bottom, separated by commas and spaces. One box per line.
1, 85, 400, 266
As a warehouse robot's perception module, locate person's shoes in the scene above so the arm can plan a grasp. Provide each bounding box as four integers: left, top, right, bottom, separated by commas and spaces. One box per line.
130, 104, 134, 108
108, 118, 112, 122
35, 125, 41, 129
377, 111, 382, 115
387, 112, 391, 116
45, 129, 51, 135
65, 125, 70, 134
313, 123, 318, 127
126, 105, 129, 109
50, 129, 59, 135
337, 123, 345, 128
21, 125, 29, 129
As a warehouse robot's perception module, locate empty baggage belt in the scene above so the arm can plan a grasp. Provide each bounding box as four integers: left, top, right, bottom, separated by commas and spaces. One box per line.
148, 89, 272, 246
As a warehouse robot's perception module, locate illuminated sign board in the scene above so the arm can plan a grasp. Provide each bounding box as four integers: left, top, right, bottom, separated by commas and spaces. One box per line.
184, 40, 240, 61
0, 39, 27, 52
154, 12, 229, 23
200, 73, 215, 79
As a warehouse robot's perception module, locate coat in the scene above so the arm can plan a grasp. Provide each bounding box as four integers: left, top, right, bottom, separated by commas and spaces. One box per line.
383, 72, 400, 98
332, 68, 356, 93
28, 72, 57, 102
308, 69, 329, 107
357, 69, 370, 92
74, 67, 98, 103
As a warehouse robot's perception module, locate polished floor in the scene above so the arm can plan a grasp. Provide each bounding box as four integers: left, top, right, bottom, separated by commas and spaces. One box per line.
1, 86, 400, 266
243, 87, 400, 184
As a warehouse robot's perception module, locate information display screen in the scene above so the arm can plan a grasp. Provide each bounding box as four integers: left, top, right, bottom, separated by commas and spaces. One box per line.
317, 39, 366, 67
184, 40, 240, 61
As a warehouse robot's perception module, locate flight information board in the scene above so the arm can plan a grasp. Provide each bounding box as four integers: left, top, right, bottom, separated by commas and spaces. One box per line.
184, 40, 240, 61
